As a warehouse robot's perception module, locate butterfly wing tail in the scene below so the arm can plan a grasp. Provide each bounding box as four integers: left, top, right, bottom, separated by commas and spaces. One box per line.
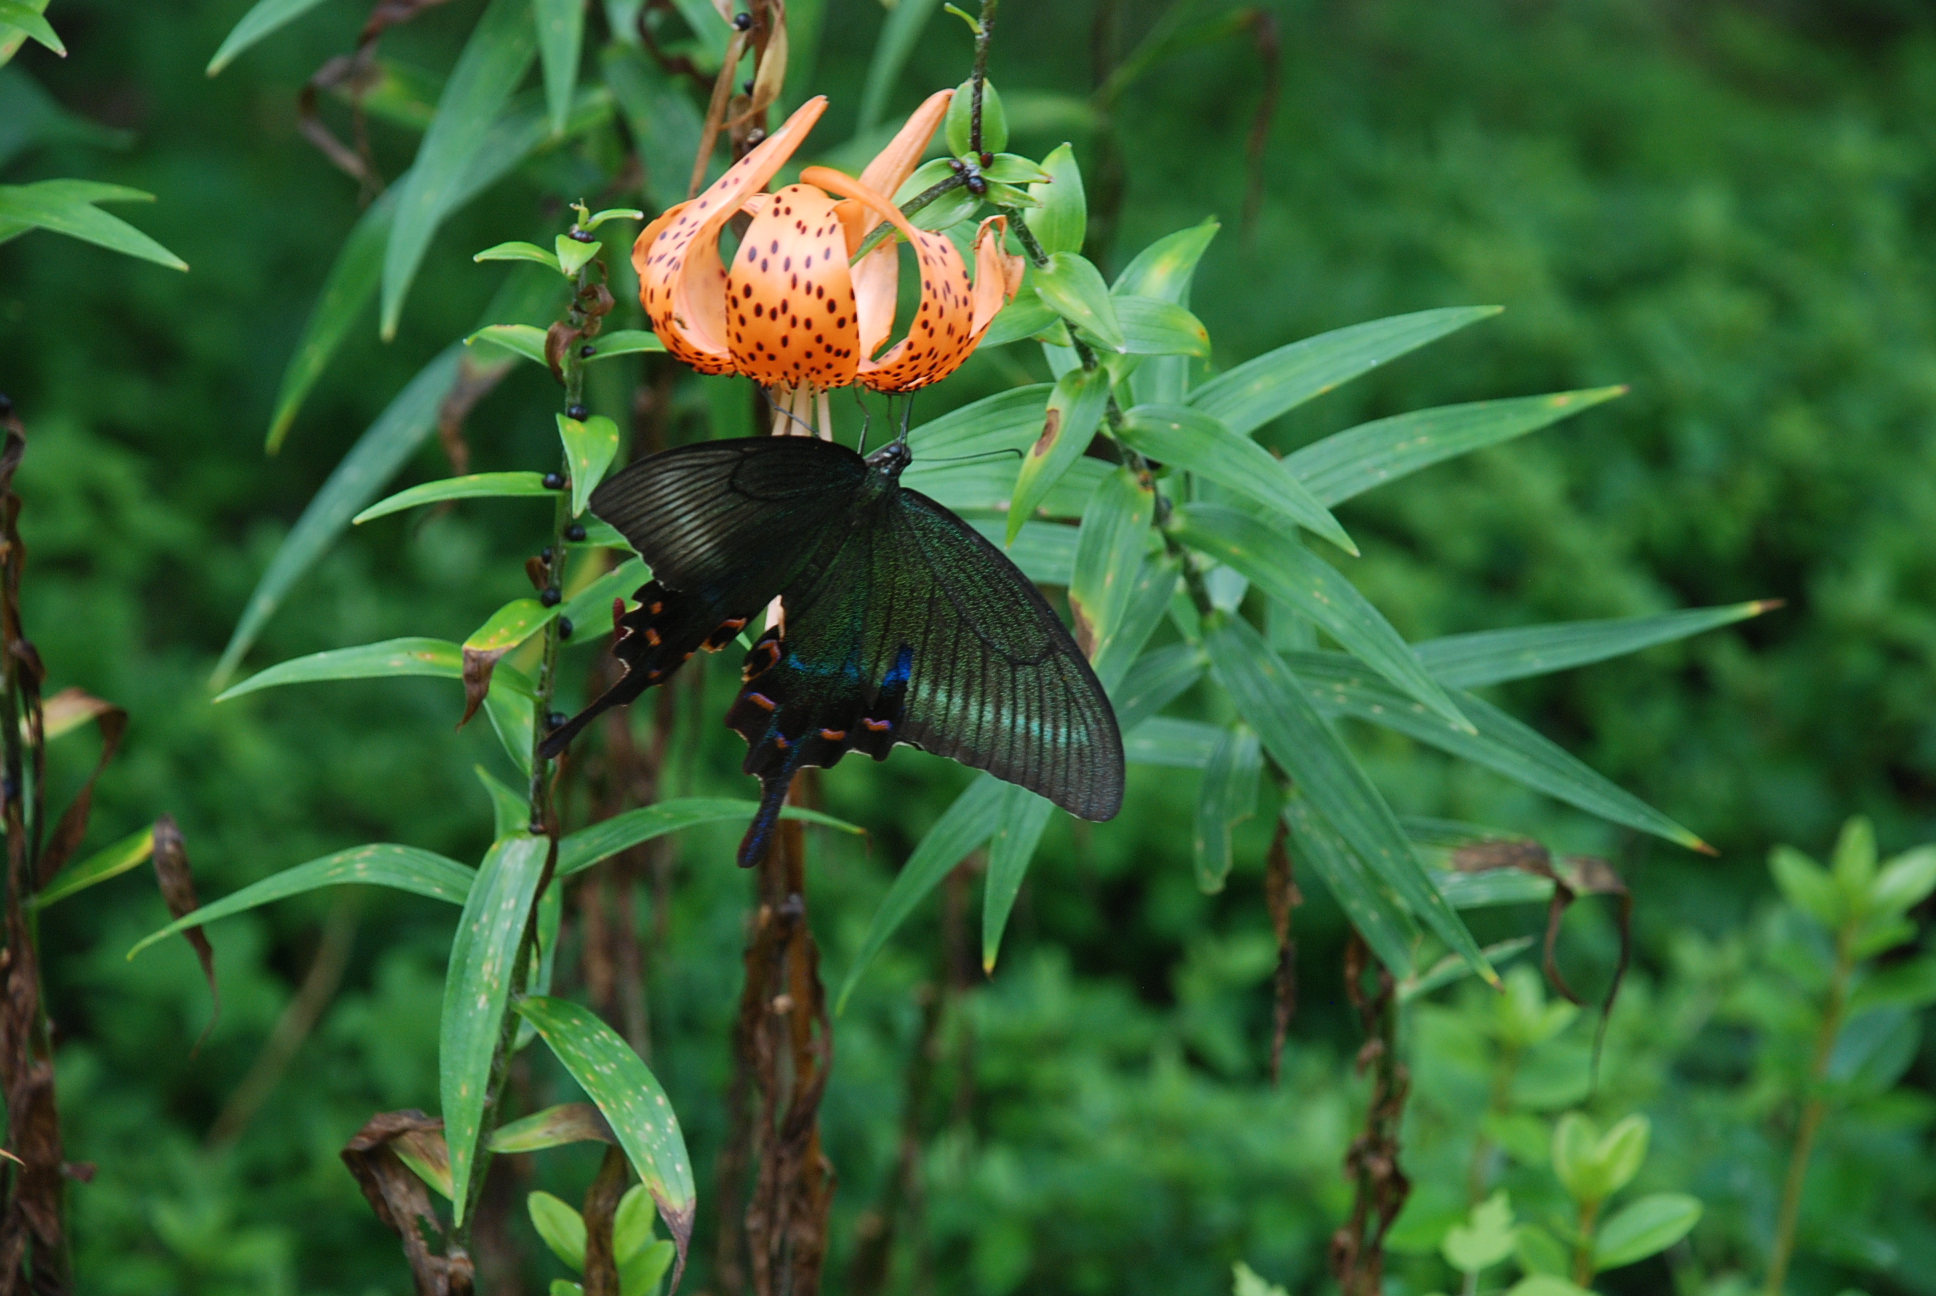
537, 671, 648, 760
736, 773, 793, 869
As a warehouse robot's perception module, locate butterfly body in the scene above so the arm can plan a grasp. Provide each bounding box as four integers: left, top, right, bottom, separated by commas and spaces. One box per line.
541, 436, 1124, 867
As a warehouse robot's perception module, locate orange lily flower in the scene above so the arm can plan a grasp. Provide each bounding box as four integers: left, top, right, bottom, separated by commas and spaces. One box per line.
633, 90, 1024, 430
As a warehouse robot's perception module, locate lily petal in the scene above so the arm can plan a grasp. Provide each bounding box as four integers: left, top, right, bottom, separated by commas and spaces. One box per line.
635, 96, 829, 373
967, 215, 1026, 338
805, 167, 991, 393
726, 184, 861, 390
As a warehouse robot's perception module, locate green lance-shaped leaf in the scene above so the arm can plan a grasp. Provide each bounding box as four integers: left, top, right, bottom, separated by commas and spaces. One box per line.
0, 2, 60, 59
558, 415, 620, 516
468, 598, 555, 658
907, 450, 1109, 520
967, 520, 1076, 586
579, 329, 666, 361
1118, 218, 1219, 407
207, 0, 330, 74
356, 472, 557, 525
1030, 252, 1124, 353
838, 774, 1008, 1012
267, 96, 579, 450
1432, 868, 1554, 909
978, 292, 1061, 350
0, 0, 46, 64
1282, 793, 1418, 978
1026, 141, 1086, 257
215, 637, 462, 702
1287, 651, 1708, 851
1171, 503, 1470, 731
33, 826, 155, 910
533, 0, 584, 135
1114, 217, 1219, 304
219, 265, 561, 685
1287, 386, 1627, 506
1592, 1193, 1702, 1272
484, 667, 536, 777
467, 322, 548, 365
1189, 306, 1502, 438
443, 834, 549, 1223
1092, 555, 1181, 692
857, 0, 943, 130
1120, 404, 1354, 554
128, 844, 475, 959
1112, 297, 1209, 357
553, 231, 604, 276
557, 797, 862, 878
477, 766, 530, 841
382, 0, 539, 339
907, 383, 1053, 457
490, 1102, 613, 1155
981, 787, 1055, 972
1124, 716, 1223, 768
1069, 467, 1154, 657
473, 240, 561, 272
1113, 642, 1204, 733
528, 1190, 586, 1268
1007, 366, 1109, 545
0, 180, 184, 269
1414, 600, 1779, 689
1194, 725, 1261, 894
559, 558, 649, 641
1205, 613, 1492, 981
516, 995, 697, 1283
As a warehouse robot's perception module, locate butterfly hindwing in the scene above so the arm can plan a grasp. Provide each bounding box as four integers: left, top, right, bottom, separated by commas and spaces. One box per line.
724, 480, 1124, 865
884, 488, 1124, 822
541, 437, 868, 759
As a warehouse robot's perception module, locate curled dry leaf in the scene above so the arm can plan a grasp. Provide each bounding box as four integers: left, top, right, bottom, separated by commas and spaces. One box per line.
151, 815, 219, 1049
37, 701, 127, 888
341, 1109, 473, 1296
1450, 836, 1633, 1080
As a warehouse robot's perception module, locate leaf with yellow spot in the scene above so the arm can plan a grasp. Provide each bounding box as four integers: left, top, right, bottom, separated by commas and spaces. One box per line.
517, 995, 697, 1290
557, 414, 620, 515
1031, 252, 1125, 353
1006, 365, 1109, 545
443, 834, 550, 1224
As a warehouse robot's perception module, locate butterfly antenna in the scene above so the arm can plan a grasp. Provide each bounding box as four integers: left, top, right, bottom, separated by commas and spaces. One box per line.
756, 386, 817, 437
915, 447, 1025, 465
852, 387, 873, 455
896, 392, 916, 446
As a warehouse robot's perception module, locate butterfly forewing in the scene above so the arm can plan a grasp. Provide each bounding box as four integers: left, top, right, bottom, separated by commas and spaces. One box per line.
539, 438, 868, 759
589, 437, 867, 586
886, 490, 1123, 821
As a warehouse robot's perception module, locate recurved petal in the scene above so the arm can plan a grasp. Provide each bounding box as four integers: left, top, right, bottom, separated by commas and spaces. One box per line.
636, 96, 829, 374
851, 241, 899, 362
834, 90, 953, 254
725, 184, 861, 390
855, 227, 977, 393
967, 215, 1025, 337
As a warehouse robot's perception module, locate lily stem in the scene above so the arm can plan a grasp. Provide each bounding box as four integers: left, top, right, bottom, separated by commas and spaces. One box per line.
970, 0, 999, 155
454, 255, 597, 1250
1000, 203, 1209, 616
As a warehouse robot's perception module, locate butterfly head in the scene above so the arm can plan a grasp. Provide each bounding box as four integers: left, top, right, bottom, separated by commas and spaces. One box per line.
864, 439, 912, 481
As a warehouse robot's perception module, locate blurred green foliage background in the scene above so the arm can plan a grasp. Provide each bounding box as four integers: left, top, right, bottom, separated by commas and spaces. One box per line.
3, 0, 1935, 1292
